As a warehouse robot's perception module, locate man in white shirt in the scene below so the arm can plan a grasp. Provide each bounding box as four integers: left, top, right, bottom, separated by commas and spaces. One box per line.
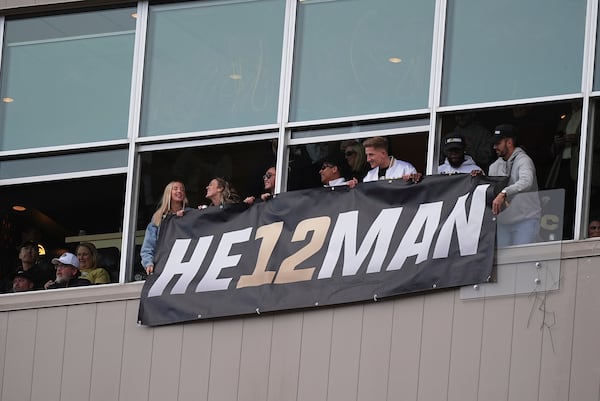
362, 136, 421, 182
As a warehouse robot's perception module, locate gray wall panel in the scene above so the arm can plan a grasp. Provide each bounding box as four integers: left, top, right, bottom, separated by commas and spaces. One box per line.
207, 319, 243, 401
447, 292, 484, 401
178, 322, 213, 401
0, 312, 7, 399
417, 291, 454, 401
266, 313, 302, 401
296, 309, 333, 401
62, 303, 96, 401
477, 294, 515, 401
31, 307, 67, 401
357, 302, 393, 401
90, 302, 126, 401
119, 299, 153, 401
238, 316, 273, 401
327, 306, 362, 401
538, 259, 577, 401
387, 295, 424, 401
569, 257, 600, 401
148, 324, 183, 401
2, 309, 36, 401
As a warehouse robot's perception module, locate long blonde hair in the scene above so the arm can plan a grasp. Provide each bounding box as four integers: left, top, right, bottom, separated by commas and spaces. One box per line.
210, 177, 240, 206
76, 242, 98, 269
152, 181, 188, 226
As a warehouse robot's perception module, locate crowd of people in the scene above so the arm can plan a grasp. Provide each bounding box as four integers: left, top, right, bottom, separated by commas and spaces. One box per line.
4, 128, 599, 294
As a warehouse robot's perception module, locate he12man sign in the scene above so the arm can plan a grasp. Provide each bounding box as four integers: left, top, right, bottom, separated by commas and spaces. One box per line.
139, 174, 504, 326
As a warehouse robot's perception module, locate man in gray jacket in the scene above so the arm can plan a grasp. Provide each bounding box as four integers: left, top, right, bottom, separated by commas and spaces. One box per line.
489, 124, 541, 247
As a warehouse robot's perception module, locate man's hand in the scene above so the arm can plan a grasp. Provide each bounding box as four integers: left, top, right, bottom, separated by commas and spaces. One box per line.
492, 192, 508, 215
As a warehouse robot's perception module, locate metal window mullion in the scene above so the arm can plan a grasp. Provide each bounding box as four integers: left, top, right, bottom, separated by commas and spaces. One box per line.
275, 0, 298, 194
575, 0, 599, 240
428, 0, 447, 175
0, 16, 5, 90
120, 0, 149, 283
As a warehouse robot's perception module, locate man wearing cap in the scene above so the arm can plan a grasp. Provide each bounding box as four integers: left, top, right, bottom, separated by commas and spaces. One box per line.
45, 252, 91, 289
318, 153, 357, 188
438, 134, 483, 175
489, 124, 542, 247
12, 270, 34, 293
362, 136, 422, 183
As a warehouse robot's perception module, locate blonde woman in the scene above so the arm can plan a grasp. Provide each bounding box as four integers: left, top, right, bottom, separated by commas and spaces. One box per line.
204, 177, 240, 207
76, 242, 111, 284
141, 181, 189, 275
340, 140, 369, 181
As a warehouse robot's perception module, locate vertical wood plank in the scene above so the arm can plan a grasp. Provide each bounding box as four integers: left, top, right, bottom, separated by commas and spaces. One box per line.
477, 294, 516, 401
0, 312, 8, 399
207, 319, 243, 401
61, 303, 97, 401
1, 310, 37, 401
237, 316, 274, 401
296, 309, 333, 401
416, 290, 454, 401
148, 323, 184, 401
447, 293, 484, 401
387, 295, 425, 401
569, 257, 600, 401
90, 302, 127, 401
31, 307, 67, 401
178, 321, 213, 401
507, 292, 543, 401
538, 260, 577, 401
357, 301, 393, 401
327, 305, 363, 401
119, 299, 154, 401
266, 312, 302, 401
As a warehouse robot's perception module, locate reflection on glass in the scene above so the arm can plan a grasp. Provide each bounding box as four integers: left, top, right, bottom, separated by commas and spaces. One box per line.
141, 0, 285, 136
442, 0, 585, 106
0, 9, 136, 151
0, 149, 128, 179
291, 0, 435, 121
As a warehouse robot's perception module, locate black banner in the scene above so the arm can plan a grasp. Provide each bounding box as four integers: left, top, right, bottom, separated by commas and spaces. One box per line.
138, 174, 505, 326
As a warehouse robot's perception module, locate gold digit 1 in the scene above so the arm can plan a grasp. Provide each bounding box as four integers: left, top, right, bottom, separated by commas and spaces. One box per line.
274, 216, 331, 284
237, 222, 283, 288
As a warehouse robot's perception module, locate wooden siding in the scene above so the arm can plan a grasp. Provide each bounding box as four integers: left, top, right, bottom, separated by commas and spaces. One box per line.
0, 252, 600, 401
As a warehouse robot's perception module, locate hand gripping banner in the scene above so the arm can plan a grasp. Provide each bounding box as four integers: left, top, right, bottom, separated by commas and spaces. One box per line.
138, 174, 505, 326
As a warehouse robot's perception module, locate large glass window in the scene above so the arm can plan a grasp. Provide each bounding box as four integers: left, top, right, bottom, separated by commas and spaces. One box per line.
290, 0, 435, 122
442, 0, 586, 106
439, 101, 577, 242
0, 8, 136, 151
140, 0, 285, 137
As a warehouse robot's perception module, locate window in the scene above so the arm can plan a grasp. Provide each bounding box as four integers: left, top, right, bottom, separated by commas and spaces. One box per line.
0, 8, 136, 151
140, 0, 285, 136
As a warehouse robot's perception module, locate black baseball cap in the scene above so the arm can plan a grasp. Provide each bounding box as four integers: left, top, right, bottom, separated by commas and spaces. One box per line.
493, 124, 517, 143
443, 134, 466, 151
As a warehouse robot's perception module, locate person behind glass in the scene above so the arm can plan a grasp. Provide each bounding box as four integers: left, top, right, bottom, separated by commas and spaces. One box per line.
244, 166, 276, 204
45, 252, 91, 289
12, 240, 54, 290
489, 124, 542, 247
340, 140, 369, 181
319, 153, 358, 188
362, 136, 422, 182
588, 218, 600, 238
141, 181, 189, 276
204, 177, 241, 207
76, 242, 111, 284
438, 134, 483, 175
12, 270, 34, 293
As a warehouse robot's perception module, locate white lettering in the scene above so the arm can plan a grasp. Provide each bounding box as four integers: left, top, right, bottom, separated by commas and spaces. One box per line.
196, 227, 253, 292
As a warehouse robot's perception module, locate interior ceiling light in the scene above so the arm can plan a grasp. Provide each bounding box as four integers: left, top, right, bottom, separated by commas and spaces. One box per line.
229, 74, 242, 80
131, 13, 138, 18
560, 114, 567, 119
2, 97, 14, 103
388, 57, 402, 64
12, 205, 26, 212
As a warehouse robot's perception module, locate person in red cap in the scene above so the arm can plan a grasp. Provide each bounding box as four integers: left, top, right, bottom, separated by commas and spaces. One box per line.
44, 252, 90, 289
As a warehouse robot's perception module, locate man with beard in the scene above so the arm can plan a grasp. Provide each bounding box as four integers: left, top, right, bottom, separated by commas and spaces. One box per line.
489, 124, 541, 247
45, 252, 90, 289
438, 134, 483, 175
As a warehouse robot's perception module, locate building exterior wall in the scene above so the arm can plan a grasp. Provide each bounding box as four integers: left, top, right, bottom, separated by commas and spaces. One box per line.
1, 241, 599, 401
